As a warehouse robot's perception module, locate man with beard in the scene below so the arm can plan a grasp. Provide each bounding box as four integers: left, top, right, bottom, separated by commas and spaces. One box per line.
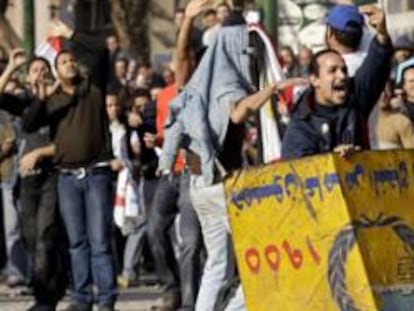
282, 6, 392, 159
23, 20, 117, 311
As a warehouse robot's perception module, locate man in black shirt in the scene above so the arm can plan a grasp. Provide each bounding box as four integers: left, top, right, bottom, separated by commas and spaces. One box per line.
24, 20, 117, 311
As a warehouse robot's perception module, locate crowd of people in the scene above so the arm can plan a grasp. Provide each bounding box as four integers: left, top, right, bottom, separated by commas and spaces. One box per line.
0, 1, 413, 311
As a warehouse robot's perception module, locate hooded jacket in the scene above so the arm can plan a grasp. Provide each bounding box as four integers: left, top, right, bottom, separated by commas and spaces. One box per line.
159, 25, 254, 184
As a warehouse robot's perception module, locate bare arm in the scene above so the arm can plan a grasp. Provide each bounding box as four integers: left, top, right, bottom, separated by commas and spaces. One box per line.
230, 78, 309, 124
20, 144, 55, 175
174, 0, 209, 88
0, 48, 26, 93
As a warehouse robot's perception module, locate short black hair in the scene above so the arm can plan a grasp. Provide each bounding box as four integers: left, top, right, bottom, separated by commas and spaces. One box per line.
132, 87, 150, 99
329, 22, 363, 50
204, 9, 217, 18
54, 49, 74, 69
222, 10, 245, 26
309, 49, 342, 76
27, 56, 51, 74
175, 8, 185, 15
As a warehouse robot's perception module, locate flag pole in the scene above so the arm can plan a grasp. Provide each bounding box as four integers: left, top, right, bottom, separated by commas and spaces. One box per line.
23, 0, 35, 54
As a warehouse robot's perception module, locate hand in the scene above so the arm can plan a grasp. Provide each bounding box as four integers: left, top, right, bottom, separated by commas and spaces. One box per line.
7, 48, 26, 71
19, 150, 40, 175
185, 0, 210, 19
110, 158, 124, 172
334, 144, 360, 159
49, 19, 74, 39
1, 138, 14, 156
128, 111, 143, 128
33, 79, 48, 101
359, 5, 389, 44
143, 132, 156, 149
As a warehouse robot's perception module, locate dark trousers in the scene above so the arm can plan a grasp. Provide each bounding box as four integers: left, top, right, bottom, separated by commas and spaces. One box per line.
148, 172, 203, 310
20, 171, 68, 306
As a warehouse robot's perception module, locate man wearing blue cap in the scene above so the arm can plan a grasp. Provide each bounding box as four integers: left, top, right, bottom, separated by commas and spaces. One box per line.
282, 5, 393, 159
325, 4, 373, 77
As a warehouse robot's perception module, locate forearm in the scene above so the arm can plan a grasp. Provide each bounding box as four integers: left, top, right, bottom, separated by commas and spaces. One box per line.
174, 17, 195, 88
33, 144, 55, 159
230, 84, 276, 124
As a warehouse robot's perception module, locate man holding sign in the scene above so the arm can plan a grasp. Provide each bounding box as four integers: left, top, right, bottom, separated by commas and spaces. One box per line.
282, 5, 393, 159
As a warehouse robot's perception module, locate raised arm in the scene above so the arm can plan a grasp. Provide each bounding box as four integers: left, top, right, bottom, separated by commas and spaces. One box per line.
0, 48, 29, 116
174, 0, 210, 89
50, 19, 109, 92
353, 6, 393, 117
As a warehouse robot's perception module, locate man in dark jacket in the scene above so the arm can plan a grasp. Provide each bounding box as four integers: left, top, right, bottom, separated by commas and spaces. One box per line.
0, 50, 68, 311
23, 20, 117, 311
282, 6, 392, 159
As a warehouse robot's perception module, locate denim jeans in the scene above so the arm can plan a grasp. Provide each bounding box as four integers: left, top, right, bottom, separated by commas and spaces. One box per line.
122, 178, 158, 280
58, 168, 117, 307
1, 181, 27, 281
189, 175, 245, 311
147, 172, 202, 310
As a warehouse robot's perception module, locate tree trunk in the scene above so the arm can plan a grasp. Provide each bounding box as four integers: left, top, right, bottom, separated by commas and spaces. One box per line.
109, 0, 150, 62
0, 0, 22, 50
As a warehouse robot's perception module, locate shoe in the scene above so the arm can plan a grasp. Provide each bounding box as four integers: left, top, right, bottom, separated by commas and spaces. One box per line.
6, 275, 26, 288
117, 275, 139, 289
26, 303, 55, 311
62, 304, 92, 311
150, 292, 181, 311
97, 304, 115, 311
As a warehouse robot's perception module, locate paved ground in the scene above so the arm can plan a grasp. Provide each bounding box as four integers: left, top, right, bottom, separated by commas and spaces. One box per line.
0, 284, 163, 311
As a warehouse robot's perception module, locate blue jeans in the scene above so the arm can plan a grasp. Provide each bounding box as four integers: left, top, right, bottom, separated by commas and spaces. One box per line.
58, 168, 117, 307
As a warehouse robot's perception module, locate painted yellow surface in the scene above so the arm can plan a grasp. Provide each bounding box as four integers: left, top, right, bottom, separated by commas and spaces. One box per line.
225, 150, 414, 311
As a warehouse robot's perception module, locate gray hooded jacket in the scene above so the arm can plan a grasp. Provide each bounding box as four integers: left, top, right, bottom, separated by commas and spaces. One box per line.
159, 25, 254, 185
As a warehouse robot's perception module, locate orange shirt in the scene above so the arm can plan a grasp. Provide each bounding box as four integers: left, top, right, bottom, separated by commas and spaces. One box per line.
156, 85, 185, 172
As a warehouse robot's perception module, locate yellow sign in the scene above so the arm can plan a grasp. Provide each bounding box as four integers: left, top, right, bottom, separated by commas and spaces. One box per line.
225, 150, 414, 311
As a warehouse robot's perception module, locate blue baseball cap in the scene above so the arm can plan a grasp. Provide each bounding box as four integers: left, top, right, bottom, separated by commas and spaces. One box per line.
396, 57, 414, 85
326, 4, 364, 32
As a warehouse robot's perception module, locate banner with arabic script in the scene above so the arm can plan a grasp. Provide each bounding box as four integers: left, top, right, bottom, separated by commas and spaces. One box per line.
225, 150, 414, 311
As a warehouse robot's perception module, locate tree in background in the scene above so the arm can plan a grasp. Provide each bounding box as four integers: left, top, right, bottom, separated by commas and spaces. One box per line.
109, 0, 150, 62
0, 0, 22, 51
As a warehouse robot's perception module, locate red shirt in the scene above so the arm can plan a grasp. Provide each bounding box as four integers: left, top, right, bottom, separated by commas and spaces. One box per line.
156, 85, 185, 172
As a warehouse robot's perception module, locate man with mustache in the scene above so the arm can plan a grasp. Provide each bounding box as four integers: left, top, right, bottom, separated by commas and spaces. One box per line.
282, 6, 393, 159
23, 20, 117, 311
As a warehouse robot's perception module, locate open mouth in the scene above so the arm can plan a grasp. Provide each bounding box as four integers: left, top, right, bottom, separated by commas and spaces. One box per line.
333, 82, 347, 95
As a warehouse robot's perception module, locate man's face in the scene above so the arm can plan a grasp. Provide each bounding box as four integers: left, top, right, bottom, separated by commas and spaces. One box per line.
217, 5, 230, 24
203, 13, 217, 29
106, 95, 121, 122
403, 68, 414, 102
280, 48, 295, 68
56, 53, 79, 82
133, 96, 149, 113
174, 11, 185, 28
311, 52, 349, 106
395, 49, 412, 64
106, 36, 119, 53
27, 60, 50, 86
298, 48, 312, 68
115, 60, 128, 79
